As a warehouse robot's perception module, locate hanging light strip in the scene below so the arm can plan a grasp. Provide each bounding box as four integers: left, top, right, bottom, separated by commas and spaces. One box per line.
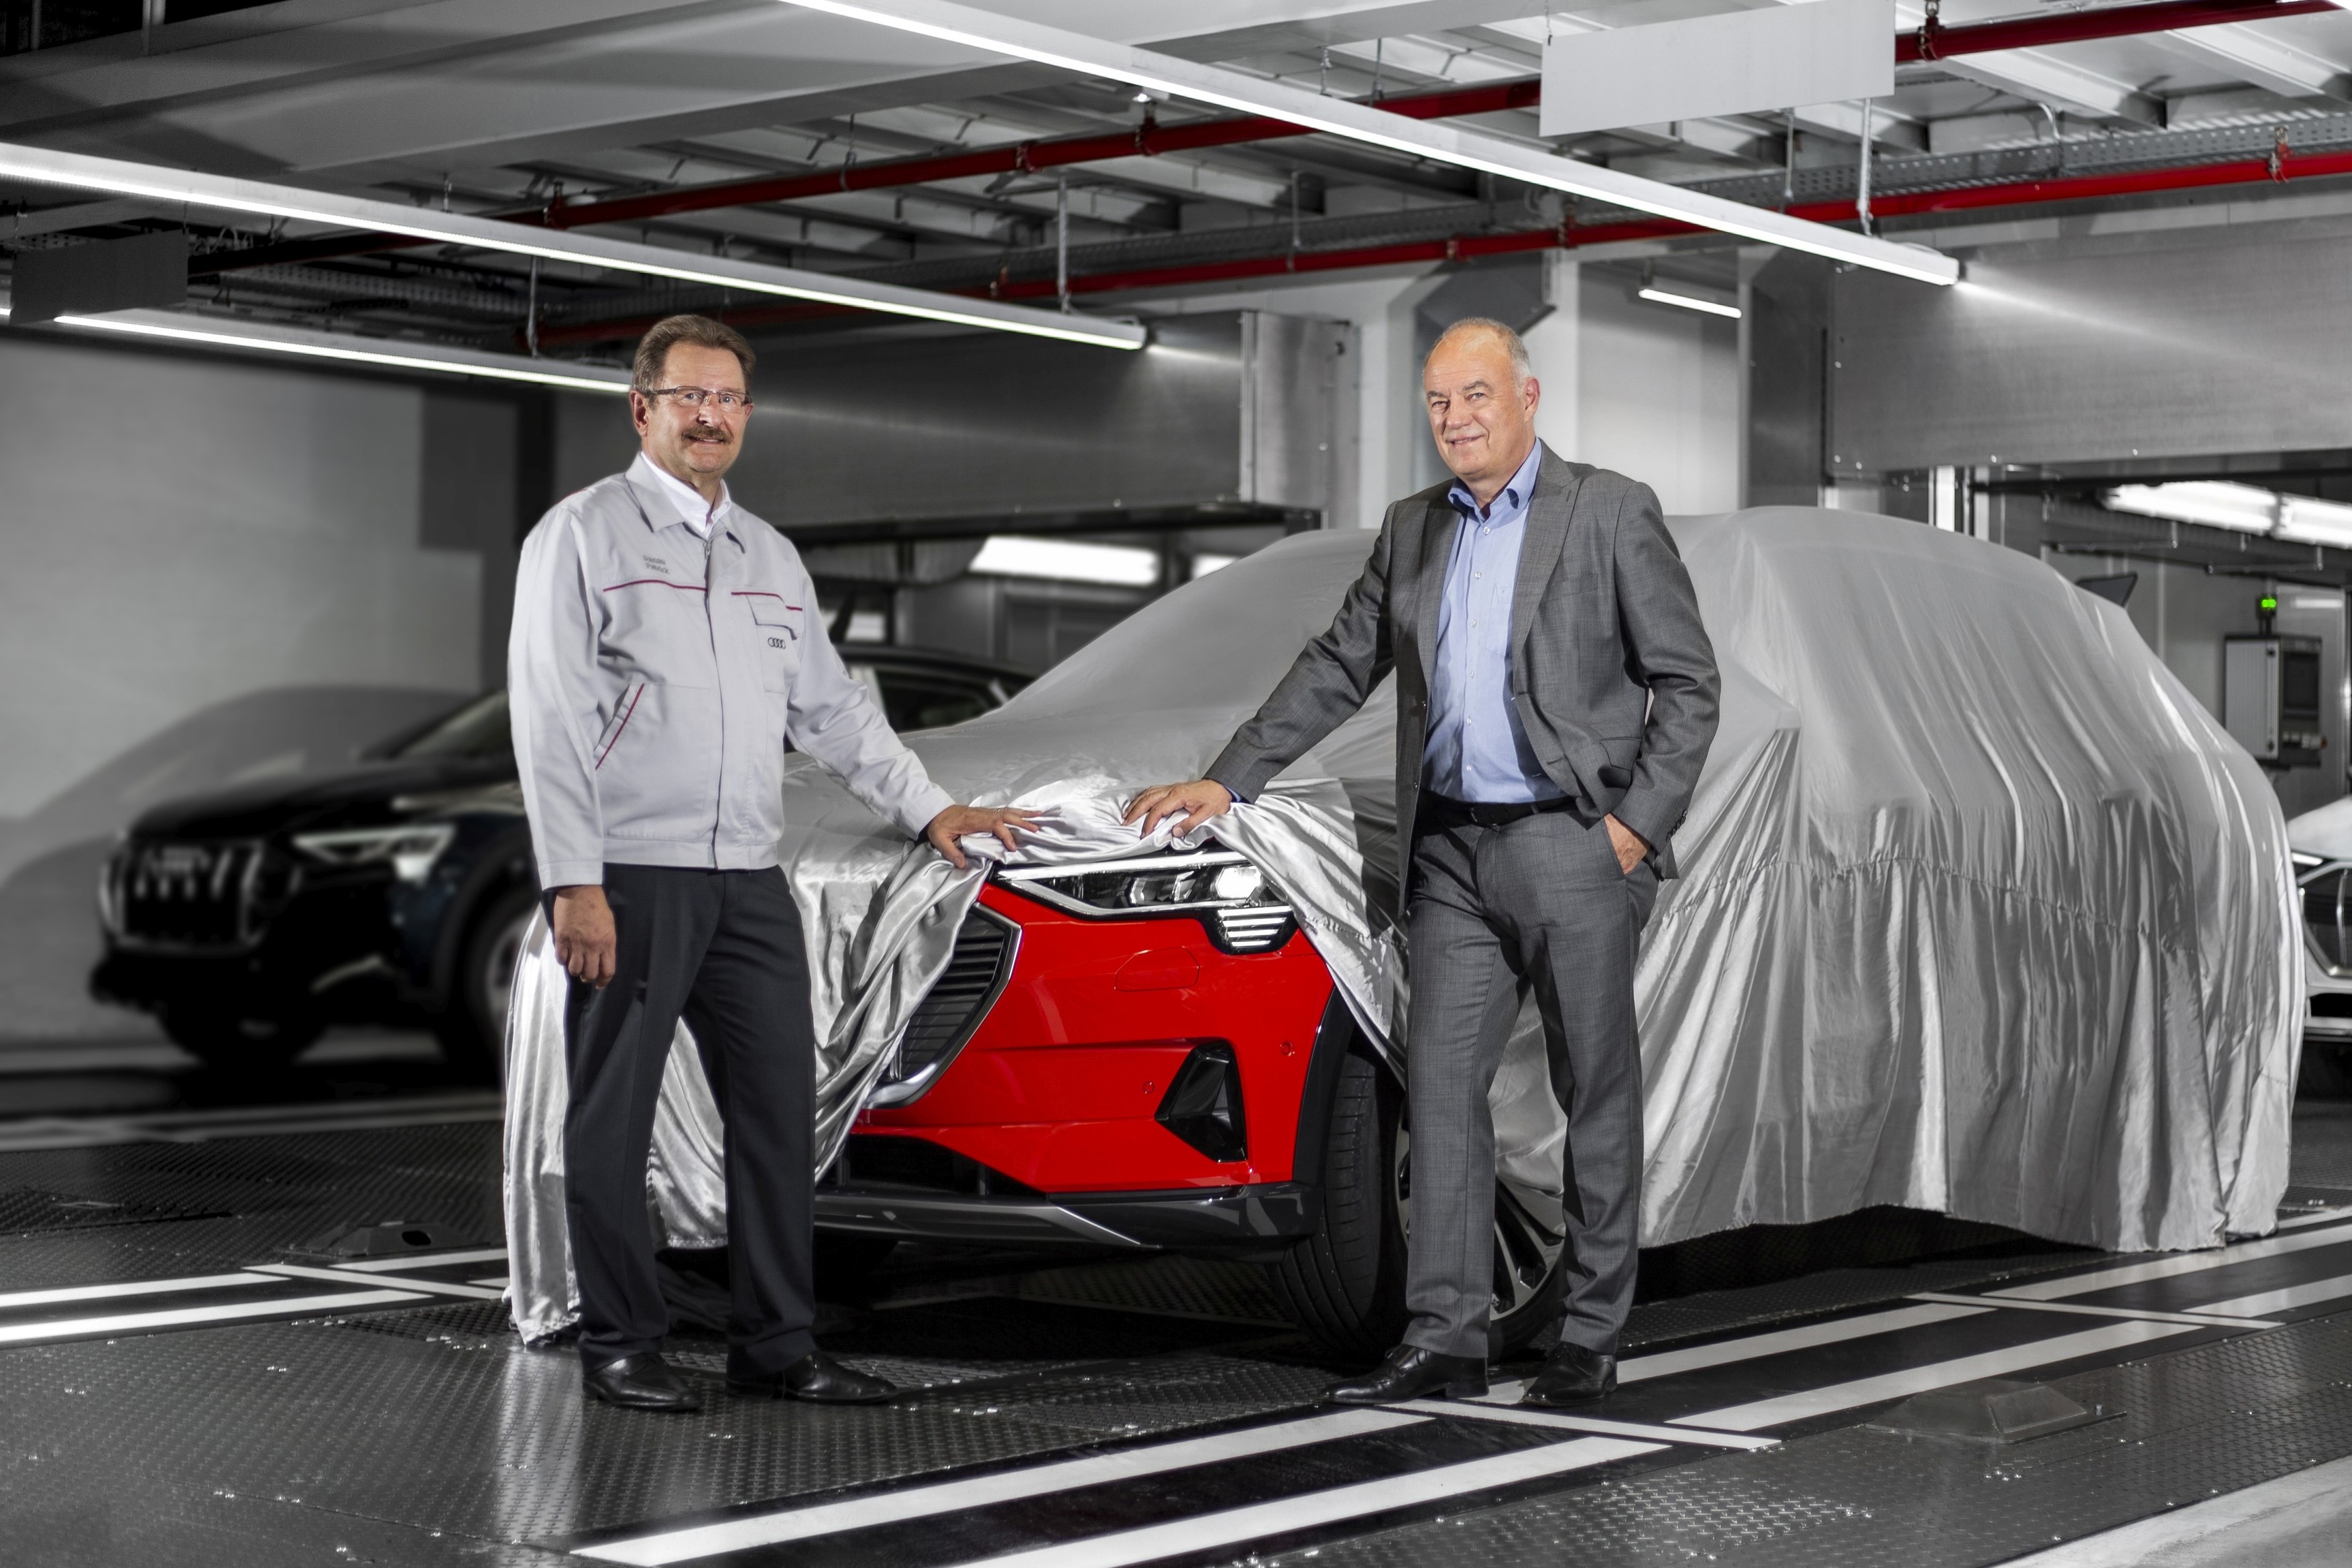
778, 0, 1960, 287
0, 141, 1148, 351
26, 307, 636, 394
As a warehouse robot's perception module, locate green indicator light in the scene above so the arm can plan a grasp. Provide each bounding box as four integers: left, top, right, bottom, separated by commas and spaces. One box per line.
2260, 595, 2280, 611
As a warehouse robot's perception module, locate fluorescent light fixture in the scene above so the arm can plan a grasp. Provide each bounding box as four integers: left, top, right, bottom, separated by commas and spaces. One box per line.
2278, 495, 2352, 550
2105, 479, 2352, 548
2105, 481, 2278, 535
1637, 286, 1741, 319
45, 308, 634, 393
0, 141, 1146, 351
780, 0, 1959, 287
970, 536, 1159, 586
1190, 552, 1240, 579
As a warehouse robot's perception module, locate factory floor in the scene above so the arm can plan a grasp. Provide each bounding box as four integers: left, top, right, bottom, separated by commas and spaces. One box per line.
1, 1039, 2349, 1568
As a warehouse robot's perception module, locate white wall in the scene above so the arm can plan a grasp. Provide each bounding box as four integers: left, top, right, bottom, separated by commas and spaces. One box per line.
1569, 268, 1743, 514
1144, 256, 1743, 522
0, 337, 483, 823
0, 333, 512, 1037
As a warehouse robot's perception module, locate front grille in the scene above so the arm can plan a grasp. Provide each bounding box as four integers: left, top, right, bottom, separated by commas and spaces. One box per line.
884, 906, 1016, 1087
827, 1134, 1039, 1196
115, 839, 272, 951
2305, 866, 2352, 976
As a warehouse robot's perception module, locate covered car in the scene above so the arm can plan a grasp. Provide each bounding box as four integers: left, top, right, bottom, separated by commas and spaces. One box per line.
2285, 796, 2352, 1051
503, 507, 2299, 1352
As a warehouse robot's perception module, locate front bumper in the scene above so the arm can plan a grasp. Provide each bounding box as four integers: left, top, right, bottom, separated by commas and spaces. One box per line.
815, 1181, 1316, 1251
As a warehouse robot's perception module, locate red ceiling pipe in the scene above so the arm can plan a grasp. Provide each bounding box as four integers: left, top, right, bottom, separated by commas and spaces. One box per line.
516, 0, 2339, 230
1900, 0, 2338, 62
524, 80, 1541, 232
526, 136, 2352, 345
190, 79, 1544, 276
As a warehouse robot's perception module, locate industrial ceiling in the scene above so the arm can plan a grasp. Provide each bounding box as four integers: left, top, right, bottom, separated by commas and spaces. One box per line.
5, 0, 2352, 367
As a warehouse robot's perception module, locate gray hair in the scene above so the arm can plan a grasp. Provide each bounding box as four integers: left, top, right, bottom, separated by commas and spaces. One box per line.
1427, 316, 1533, 385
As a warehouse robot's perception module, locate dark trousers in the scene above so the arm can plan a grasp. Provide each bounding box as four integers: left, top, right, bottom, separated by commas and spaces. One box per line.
1402, 810, 1659, 1359
559, 864, 817, 1375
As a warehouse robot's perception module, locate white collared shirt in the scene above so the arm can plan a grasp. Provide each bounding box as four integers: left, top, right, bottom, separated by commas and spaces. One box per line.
628, 450, 731, 539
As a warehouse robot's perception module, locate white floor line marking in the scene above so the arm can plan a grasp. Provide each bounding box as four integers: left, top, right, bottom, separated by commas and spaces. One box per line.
253, 1263, 506, 1301
1990, 1225, 2352, 1301
1907, 1291, 2280, 1330
0, 1272, 280, 1311
1676, 1317, 2202, 1433
2190, 1269, 2352, 1319
929, 1437, 1660, 1568
0, 1288, 428, 1346
1996, 1449, 2352, 1567
0, 1095, 504, 1150
1389, 1398, 1777, 1450
575, 1408, 1429, 1565
2273, 1207, 2352, 1230
469, 1276, 512, 1289
1577, 1301, 1991, 1386
331, 1248, 510, 1274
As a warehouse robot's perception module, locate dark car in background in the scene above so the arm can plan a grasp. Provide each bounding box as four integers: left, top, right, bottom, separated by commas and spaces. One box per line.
92, 650, 1031, 1075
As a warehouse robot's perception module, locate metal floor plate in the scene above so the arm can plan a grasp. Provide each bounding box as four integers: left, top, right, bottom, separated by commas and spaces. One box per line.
0, 1105, 2349, 1567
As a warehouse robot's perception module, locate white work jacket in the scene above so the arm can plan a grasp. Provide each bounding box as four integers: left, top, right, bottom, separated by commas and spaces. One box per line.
508, 464, 951, 889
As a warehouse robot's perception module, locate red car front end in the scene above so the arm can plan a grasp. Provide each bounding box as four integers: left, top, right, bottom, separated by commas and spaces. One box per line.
821, 849, 1350, 1255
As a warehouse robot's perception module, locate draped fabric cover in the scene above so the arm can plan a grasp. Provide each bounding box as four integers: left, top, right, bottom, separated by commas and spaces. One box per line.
505, 508, 2298, 1343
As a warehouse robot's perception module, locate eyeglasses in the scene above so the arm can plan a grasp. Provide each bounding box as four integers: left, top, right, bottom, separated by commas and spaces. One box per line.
640, 385, 755, 413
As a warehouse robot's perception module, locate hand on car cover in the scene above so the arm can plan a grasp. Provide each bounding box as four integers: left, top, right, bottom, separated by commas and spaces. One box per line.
927, 804, 1039, 870
1124, 779, 1234, 839
551, 886, 617, 989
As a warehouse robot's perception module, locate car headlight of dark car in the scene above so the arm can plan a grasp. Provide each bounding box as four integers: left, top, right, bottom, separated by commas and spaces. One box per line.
1000, 849, 1296, 953
290, 823, 457, 885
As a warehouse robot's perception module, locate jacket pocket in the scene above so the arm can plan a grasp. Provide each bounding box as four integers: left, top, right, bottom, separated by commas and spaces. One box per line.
598, 682, 723, 845
739, 593, 804, 694
593, 681, 648, 771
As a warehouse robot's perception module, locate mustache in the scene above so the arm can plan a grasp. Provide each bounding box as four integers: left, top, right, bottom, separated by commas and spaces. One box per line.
678, 426, 733, 444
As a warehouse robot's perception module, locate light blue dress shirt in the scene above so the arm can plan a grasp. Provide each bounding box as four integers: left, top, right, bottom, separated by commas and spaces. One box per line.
1420, 441, 1564, 804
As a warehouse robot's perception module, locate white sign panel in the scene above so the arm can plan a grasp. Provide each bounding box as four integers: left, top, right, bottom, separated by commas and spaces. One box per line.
1540, 0, 1895, 140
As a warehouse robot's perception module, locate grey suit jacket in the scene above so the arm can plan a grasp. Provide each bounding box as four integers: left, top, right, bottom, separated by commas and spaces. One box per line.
1205, 449, 1720, 906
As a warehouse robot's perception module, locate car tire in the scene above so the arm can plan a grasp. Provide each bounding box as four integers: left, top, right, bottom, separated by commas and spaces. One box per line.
435, 884, 537, 1085
1270, 1050, 1411, 1359
1271, 1050, 1565, 1361
162, 1004, 321, 1073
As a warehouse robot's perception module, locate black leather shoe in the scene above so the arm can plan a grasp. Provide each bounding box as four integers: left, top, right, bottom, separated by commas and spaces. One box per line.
727, 1350, 896, 1405
1520, 1343, 1617, 1408
582, 1351, 702, 1412
1328, 1344, 1489, 1405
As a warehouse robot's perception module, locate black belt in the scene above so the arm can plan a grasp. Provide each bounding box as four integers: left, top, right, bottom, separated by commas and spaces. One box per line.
1417, 792, 1578, 833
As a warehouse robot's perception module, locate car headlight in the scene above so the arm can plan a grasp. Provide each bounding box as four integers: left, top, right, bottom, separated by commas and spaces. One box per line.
1000, 849, 1296, 953
2294, 850, 2327, 874
291, 824, 457, 884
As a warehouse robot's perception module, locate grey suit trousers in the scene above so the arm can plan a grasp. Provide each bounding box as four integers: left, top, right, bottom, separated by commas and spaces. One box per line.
1401, 809, 1657, 1360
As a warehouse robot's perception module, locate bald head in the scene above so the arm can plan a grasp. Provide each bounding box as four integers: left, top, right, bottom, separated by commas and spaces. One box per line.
1423, 316, 1539, 505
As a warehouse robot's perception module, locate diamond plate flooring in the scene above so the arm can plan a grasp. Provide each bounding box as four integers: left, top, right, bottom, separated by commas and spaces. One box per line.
0, 1100, 2349, 1567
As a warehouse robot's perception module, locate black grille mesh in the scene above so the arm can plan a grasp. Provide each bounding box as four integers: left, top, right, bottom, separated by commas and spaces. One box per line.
2306, 868, 2351, 975
890, 911, 1013, 1083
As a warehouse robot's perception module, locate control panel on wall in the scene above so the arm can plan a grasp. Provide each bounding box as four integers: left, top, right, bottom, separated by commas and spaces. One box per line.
2225, 634, 2325, 768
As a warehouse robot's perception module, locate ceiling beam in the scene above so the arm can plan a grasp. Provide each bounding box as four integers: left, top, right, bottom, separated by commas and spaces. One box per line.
2148, 22, 2352, 101
0, 139, 1148, 349
777, 0, 1958, 284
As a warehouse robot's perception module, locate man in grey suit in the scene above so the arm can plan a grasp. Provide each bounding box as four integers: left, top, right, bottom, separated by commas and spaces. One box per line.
1129, 317, 1718, 1408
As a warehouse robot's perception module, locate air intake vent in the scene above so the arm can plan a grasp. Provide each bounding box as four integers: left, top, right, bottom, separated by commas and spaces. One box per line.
884, 906, 1017, 1089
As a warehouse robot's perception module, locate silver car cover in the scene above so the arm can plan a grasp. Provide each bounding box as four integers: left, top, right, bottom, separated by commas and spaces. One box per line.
504, 507, 2298, 1343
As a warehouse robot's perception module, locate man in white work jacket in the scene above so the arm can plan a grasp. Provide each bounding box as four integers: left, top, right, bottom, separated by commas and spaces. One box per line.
510, 314, 1030, 1413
